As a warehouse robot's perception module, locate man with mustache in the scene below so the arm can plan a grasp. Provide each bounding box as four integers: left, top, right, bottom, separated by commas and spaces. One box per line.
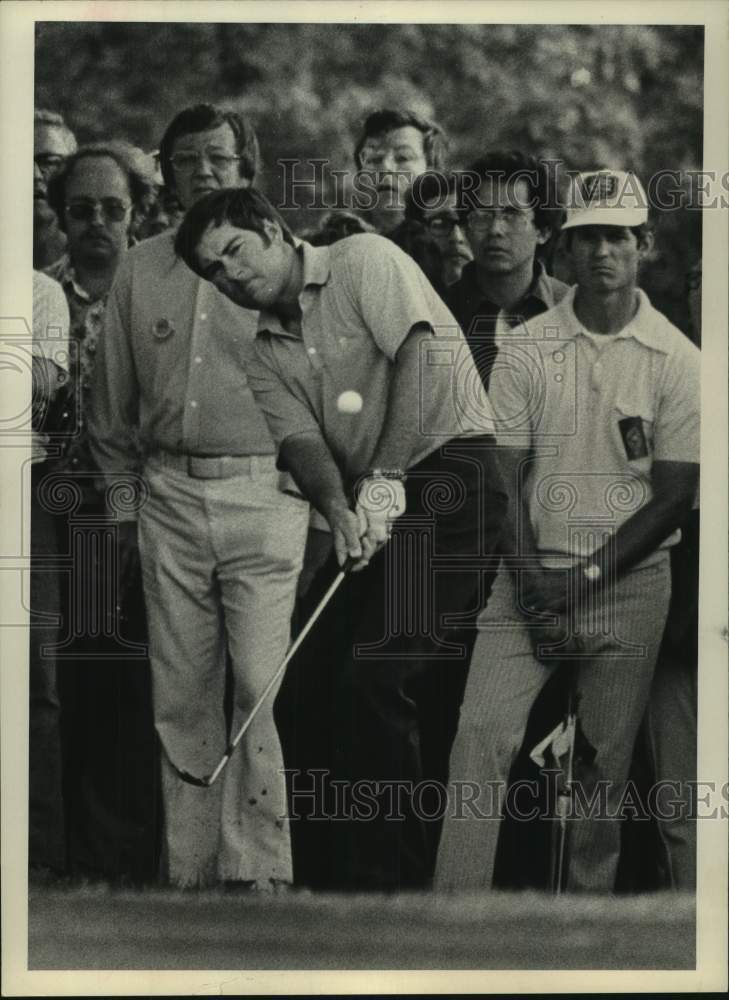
353, 108, 447, 236
391, 172, 474, 294
88, 106, 309, 890
34, 109, 77, 269
46, 142, 156, 482
44, 141, 158, 880
445, 150, 569, 393
436, 169, 700, 894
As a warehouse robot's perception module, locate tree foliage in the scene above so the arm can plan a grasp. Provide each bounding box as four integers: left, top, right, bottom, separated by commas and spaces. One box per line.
35, 21, 703, 331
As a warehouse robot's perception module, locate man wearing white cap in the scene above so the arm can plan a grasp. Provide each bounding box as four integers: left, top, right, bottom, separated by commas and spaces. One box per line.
436, 169, 700, 893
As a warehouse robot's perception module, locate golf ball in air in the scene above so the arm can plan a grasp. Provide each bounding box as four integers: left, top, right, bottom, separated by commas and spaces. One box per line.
336, 390, 363, 414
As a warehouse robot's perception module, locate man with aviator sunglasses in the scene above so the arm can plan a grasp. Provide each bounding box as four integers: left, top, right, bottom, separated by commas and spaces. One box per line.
44, 142, 158, 880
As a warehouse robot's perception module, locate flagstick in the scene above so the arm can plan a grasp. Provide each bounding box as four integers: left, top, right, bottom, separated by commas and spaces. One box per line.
555, 681, 577, 896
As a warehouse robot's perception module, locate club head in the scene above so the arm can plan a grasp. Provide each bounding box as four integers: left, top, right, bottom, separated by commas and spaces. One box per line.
176, 768, 213, 788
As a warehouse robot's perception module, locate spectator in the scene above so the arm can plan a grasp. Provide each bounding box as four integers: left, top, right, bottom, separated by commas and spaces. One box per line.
88, 105, 309, 890
637, 253, 702, 891
29, 271, 71, 875
303, 209, 375, 246
398, 171, 473, 289
46, 142, 157, 482
44, 141, 159, 881
388, 218, 446, 295
436, 169, 700, 894
34, 109, 77, 269
445, 150, 568, 392
136, 151, 186, 240
353, 108, 447, 235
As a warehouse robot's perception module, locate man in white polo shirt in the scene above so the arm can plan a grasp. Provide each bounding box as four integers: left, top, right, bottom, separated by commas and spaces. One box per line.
174, 186, 507, 890
435, 169, 700, 893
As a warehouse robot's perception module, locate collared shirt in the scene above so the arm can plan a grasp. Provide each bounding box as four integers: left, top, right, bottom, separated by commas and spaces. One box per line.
445, 260, 569, 391
44, 254, 108, 477
488, 286, 700, 565
32, 270, 70, 464
248, 234, 495, 484
89, 230, 275, 482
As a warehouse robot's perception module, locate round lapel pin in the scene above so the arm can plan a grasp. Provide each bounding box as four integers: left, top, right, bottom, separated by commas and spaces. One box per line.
152, 317, 175, 340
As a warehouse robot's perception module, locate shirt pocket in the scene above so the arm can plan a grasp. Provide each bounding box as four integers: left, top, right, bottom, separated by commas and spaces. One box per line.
613, 397, 655, 475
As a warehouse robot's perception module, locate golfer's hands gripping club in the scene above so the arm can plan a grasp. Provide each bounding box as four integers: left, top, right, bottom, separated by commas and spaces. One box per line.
326, 475, 406, 571
353, 474, 406, 570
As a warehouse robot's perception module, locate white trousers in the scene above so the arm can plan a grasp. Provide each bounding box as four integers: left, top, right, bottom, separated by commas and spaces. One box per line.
435, 555, 671, 893
138, 460, 308, 887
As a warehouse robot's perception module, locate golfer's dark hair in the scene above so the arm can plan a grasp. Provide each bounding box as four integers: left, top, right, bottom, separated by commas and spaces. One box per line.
354, 109, 448, 171
404, 171, 465, 222
462, 150, 560, 236
47, 142, 157, 236
158, 104, 260, 189
174, 187, 295, 275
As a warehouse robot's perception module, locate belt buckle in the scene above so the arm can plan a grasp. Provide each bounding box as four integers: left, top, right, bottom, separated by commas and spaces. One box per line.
188, 455, 227, 479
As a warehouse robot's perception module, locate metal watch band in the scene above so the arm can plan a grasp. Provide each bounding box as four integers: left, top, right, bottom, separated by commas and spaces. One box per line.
367, 468, 407, 481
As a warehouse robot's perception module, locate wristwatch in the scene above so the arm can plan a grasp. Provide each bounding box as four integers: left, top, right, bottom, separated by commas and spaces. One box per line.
367, 467, 407, 481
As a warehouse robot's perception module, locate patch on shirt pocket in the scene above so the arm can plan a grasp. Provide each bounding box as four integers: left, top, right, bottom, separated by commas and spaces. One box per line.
618, 416, 649, 459
614, 402, 654, 466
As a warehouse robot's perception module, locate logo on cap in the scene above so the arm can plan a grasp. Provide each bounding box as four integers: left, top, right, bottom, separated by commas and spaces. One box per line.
562, 169, 649, 230
580, 172, 619, 202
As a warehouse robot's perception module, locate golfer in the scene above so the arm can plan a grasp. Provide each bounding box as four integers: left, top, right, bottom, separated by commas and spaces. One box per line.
175, 187, 507, 891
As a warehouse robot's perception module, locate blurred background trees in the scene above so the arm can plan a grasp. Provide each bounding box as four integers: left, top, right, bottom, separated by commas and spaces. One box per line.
35, 21, 704, 332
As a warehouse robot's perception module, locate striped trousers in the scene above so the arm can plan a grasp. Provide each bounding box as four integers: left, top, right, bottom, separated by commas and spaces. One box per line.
435, 554, 671, 893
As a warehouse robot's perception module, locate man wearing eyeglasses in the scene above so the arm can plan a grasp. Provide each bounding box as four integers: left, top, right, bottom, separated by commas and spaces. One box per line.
88, 105, 309, 891
353, 109, 448, 235
34, 109, 77, 269
46, 142, 155, 482
445, 150, 568, 393
394, 172, 474, 290
43, 142, 158, 880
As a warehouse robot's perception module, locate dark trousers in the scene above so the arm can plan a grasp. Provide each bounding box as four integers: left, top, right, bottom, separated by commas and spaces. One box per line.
53, 490, 161, 883
277, 437, 505, 891
29, 470, 66, 871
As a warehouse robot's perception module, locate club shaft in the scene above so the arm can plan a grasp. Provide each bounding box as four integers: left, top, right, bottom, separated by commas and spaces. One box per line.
205, 566, 348, 787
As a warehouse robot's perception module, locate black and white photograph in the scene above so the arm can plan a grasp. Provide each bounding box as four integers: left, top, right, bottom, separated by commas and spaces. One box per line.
1, 0, 727, 994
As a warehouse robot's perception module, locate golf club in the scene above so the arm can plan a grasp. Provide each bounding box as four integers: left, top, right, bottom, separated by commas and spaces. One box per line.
176, 555, 355, 788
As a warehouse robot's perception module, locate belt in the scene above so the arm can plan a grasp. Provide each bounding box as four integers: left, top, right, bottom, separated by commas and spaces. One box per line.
149, 451, 277, 480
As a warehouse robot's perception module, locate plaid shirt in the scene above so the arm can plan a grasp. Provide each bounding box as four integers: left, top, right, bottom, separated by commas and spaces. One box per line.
44, 254, 108, 480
